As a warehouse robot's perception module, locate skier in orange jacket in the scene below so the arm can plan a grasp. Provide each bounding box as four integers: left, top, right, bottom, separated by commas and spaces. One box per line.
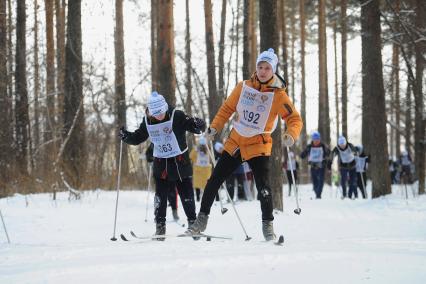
186, 48, 303, 241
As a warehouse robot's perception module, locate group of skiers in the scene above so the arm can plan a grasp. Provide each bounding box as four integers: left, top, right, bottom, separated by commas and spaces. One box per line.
284, 131, 416, 200
119, 48, 303, 241
285, 132, 370, 200
389, 151, 415, 185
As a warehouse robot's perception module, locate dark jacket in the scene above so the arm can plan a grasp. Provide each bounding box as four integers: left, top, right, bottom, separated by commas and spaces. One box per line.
330, 143, 357, 170
300, 142, 330, 169
123, 107, 206, 181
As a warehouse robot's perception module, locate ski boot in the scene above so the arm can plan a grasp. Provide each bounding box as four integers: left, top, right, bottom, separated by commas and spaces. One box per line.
154, 223, 166, 241
185, 212, 209, 235
172, 209, 179, 221
262, 220, 276, 241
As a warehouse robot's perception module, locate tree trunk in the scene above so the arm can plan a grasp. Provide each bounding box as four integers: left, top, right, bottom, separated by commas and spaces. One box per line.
45, 0, 55, 175
234, 0, 241, 83
63, 0, 86, 189
242, 0, 251, 79
318, 0, 330, 148
289, 0, 296, 102
157, 0, 175, 105
249, 0, 257, 73
0, 0, 12, 189
299, 0, 307, 172
414, 0, 425, 194
33, 0, 40, 152
341, 0, 348, 137
15, 0, 30, 177
55, 0, 66, 130
204, 0, 219, 123
332, 0, 340, 142
391, 0, 400, 158
184, 0, 194, 149
259, 0, 283, 211
114, 0, 128, 176
218, 0, 226, 102
280, 0, 288, 82
150, 0, 157, 91
360, 0, 391, 198
184, 0, 193, 115
404, 73, 412, 154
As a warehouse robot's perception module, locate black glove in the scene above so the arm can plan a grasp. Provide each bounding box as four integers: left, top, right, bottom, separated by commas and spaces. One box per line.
118, 126, 130, 141
193, 117, 206, 132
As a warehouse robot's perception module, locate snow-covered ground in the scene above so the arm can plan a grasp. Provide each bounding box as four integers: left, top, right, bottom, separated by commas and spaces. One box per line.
1, 184, 425, 284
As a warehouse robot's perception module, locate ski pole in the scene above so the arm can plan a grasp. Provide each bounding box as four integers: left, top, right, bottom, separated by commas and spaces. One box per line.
111, 140, 123, 241
0, 209, 10, 243
144, 162, 153, 222
359, 171, 367, 199
206, 139, 251, 241
287, 146, 301, 215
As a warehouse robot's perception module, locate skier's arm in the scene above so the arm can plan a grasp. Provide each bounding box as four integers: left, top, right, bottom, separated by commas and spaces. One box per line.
182, 113, 206, 135
123, 118, 150, 145
300, 146, 310, 159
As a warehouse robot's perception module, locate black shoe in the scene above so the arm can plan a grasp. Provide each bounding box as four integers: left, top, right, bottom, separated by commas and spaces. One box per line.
154, 223, 166, 241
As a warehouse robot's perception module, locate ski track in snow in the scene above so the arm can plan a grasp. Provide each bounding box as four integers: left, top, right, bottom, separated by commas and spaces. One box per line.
1, 184, 425, 284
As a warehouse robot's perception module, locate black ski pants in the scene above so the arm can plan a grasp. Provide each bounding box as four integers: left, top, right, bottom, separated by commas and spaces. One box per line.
154, 177, 196, 224
356, 172, 367, 199
200, 151, 274, 221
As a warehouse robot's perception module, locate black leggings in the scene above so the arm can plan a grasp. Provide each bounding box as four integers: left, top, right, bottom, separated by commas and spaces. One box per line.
200, 151, 274, 221
154, 177, 196, 224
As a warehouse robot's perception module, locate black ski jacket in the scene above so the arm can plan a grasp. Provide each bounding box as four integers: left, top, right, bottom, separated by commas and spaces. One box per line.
123, 107, 206, 181
300, 142, 330, 169
330, 143, 358, 170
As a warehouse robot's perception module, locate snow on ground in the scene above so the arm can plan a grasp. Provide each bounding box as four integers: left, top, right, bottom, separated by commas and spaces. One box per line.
1, 183, 425, 284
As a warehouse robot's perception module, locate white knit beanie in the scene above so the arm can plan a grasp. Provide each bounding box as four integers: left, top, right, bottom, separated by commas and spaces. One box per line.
148, 91, 168, 116
256, 48, 278, 73
338, 136, 347, 146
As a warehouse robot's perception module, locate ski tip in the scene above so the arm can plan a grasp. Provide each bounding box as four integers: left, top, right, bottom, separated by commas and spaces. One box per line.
130, 231, 137, 238
275, 235, 284, 245
221, 208, 228, 214
120, 234, 129, 241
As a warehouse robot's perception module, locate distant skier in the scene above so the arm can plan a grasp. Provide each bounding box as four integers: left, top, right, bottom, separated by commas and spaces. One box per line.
399, 150, 413, 184
300, 131, 330, 199
329, 136, 358, 199
283, 151, 299, 197
355, 145, 369, 199
119, 91, 206, 238
185, 48, 303, 241
389, 157, 399, 184
190, 136, 212, 202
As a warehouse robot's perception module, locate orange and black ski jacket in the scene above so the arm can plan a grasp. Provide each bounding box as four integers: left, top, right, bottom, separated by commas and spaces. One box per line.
211, 73, 303, 161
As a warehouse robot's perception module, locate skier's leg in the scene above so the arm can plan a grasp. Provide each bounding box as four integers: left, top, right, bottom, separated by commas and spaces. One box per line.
199, 151, 242, 215
349, 168, 358, 198
248, 156, 276, 240
340, 169, 347, 198
247, 156, 273, 221
318, 167, 325, 198
154, 178, 170, 225
175, 177, 197, 222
